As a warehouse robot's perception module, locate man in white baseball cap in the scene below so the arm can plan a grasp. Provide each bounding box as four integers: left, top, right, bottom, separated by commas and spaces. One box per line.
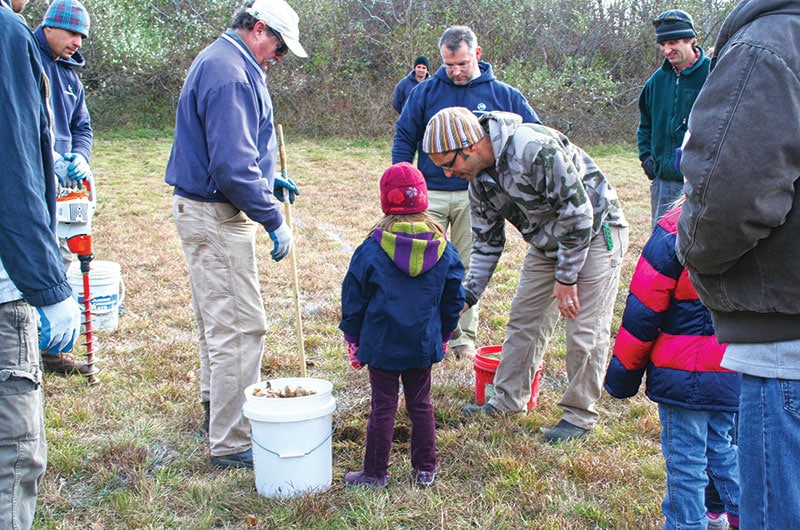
165, 0, 306, 470
246, 0, 307, 58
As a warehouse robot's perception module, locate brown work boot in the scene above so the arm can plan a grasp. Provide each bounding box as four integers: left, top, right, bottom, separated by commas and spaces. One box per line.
41, 352, 92, 376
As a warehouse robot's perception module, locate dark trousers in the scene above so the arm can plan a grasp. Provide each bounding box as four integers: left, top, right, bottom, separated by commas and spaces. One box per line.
364, 366, 436, 477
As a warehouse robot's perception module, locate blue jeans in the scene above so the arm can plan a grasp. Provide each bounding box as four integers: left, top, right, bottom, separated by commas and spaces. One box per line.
0, 300, 46, 530
659, 404, 739, 530
650, 179, 684, 229
738, 375, 800, 529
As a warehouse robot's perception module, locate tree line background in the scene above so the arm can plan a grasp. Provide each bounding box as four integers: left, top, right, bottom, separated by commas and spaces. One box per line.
23, 0, 737, 145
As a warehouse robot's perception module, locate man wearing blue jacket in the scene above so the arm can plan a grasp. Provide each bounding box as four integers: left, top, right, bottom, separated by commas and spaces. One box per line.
393, 25, 539, 360
1, 0, 82, 527
35, 0, 94, 375
391, 55, 431, 114
165, 0, 306, 470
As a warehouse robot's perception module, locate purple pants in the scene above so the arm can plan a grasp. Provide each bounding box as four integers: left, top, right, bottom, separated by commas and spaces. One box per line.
363, 366, 436, 477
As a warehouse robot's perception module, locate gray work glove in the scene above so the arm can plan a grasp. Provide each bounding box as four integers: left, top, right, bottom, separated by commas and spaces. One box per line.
37, 297, 81, 353
642, 156, 657, 181
268, 221, 293, 262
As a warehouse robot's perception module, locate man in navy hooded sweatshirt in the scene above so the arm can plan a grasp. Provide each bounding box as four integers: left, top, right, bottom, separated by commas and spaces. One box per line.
34, 0, 94, 375
393, 25, 539, 360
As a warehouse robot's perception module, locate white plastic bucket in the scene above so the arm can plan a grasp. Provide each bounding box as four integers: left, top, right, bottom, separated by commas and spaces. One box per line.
242, 377, 336, 498
67, 260, 125, 332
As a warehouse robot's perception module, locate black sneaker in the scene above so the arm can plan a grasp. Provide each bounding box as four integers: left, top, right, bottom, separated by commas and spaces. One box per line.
211, 449, 253, 469
543, 420, 589, 444
461, 402, 500, 417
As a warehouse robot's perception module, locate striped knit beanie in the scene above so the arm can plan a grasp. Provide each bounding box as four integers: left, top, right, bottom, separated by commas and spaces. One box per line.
43, 0, 91, 39
422, 107, 485, 154
380, 162, 428, 215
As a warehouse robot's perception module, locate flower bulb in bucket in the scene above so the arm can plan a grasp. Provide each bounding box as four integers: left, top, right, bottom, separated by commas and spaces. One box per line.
474, 345, 542, 410
242, 377, 336, 498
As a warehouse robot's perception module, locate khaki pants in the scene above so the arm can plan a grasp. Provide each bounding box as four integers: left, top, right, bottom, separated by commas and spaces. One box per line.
489, 226, 628, 429
426, 189, 477, 347
173, 197, 267, 457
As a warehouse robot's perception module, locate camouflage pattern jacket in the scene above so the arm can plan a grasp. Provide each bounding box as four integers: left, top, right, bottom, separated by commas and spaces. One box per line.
464, 111, 627, 305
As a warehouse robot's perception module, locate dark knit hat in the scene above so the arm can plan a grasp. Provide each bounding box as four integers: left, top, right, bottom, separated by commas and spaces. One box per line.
414, 55, 430, 70
653, 9, 695, 43
380, 162, 428, 215
43, 0, 90, 38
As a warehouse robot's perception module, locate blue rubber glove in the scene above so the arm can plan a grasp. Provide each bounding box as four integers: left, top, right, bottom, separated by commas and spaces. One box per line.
53, 153, 71, 187
37, 297, 81, 354
65, 153, 92, 182
273, 174, 300, 204
268, 221, 293, 262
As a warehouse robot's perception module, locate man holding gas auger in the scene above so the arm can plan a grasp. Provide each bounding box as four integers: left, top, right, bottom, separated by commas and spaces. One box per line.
35, 0, 96, 376
165, 0, 307, 470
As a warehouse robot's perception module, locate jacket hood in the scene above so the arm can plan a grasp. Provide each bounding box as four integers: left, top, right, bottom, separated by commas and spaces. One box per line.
34, 25, 86, 69
372, 222, 447, 277
477, 110, 523, 161
713, 0, 800, 69
433, 60, 495, 87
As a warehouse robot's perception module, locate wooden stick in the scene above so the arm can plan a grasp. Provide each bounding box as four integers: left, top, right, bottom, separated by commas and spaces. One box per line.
276, 124, 307, 377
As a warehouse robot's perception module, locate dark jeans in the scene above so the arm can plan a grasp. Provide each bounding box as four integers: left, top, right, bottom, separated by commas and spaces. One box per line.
364, 366, 436, 477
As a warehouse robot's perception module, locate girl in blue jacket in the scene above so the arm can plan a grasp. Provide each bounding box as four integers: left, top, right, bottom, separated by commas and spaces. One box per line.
340, 162, 465, 488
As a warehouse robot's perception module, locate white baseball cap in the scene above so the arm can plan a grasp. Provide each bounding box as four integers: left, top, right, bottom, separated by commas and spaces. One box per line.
246, 0, 307, 58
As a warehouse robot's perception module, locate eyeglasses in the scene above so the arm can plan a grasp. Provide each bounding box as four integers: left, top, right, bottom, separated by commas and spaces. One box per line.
652, 14, 692, 28
268, 27, 288, 56
440, 149, 462, 170
444, 62, 472, 72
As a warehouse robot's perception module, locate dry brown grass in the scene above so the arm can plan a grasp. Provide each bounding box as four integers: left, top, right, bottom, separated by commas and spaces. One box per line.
36, 134, 661, 529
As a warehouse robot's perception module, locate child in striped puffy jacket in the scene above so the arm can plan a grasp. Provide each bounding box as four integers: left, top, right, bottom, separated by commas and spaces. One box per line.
604, 200, 740, 530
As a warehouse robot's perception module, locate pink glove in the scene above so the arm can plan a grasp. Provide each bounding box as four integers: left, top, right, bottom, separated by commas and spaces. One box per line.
347, 341, 364, 370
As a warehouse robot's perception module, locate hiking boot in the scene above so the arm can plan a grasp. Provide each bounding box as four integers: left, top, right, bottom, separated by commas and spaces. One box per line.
415, 469, 437, 487
211, 449, 253, 469
451, 343, 477, 360
543, 419, 589, 444
344, 470, 388, 487
461, 402, 500, 417
41, 352, 92, 376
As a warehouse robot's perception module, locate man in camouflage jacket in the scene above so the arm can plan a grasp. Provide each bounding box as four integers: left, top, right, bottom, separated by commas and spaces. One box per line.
423, 108, 628, 442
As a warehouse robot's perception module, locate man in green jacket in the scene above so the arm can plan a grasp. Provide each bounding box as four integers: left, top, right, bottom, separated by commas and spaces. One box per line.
637, 9, 709, 228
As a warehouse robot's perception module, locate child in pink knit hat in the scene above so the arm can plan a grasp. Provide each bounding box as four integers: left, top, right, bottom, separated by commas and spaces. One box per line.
339, 162, 465, 487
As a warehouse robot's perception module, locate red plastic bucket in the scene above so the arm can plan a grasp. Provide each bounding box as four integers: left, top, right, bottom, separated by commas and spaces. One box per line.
474, 345, 542, 410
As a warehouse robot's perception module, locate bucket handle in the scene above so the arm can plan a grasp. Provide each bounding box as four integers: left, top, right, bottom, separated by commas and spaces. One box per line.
252, 422, 335, 459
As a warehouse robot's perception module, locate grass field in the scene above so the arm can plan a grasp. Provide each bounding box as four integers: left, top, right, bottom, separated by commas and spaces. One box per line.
36, 132, 664, 529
